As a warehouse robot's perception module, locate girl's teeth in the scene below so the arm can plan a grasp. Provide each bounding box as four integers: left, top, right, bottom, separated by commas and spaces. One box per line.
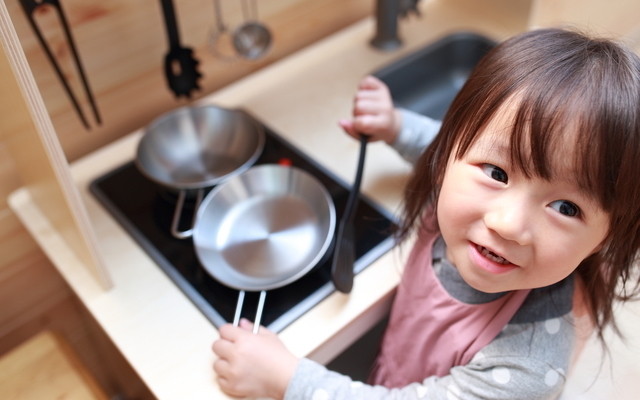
480, 246, 509, 264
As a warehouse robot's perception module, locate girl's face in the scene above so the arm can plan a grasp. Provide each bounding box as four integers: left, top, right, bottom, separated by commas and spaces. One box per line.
437, 106, 610, 293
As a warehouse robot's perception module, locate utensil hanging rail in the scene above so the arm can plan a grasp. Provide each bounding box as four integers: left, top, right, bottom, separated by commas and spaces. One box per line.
18, 0, 101, 129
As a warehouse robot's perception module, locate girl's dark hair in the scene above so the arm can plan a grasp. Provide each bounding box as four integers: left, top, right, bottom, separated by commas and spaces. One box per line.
398, 28, 640, 339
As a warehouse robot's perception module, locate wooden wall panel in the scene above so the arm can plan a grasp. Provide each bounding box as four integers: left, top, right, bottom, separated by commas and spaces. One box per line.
3, 0, 371, 163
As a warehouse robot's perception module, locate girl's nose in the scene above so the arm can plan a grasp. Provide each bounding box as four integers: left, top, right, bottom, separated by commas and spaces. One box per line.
483, 199, 533, 245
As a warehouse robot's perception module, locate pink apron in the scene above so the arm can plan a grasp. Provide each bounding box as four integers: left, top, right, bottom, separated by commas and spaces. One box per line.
370, 228, 531, 388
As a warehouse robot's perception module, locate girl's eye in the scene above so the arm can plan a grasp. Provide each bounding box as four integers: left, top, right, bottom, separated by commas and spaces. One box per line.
549, 200, 580, 217
481, 164, 508, 183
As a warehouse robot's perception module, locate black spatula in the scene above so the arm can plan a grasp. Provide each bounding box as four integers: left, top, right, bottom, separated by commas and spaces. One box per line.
331, 134, 369, 293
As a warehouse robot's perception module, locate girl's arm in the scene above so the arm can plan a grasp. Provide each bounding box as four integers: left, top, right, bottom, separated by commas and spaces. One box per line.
286, 316, 572, 400
213, 314, 573, 400
390, 109, 441, 164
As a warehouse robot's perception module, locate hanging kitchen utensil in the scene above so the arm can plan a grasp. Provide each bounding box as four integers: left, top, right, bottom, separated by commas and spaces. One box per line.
233, 0, 272, 59
159, 0, 202, 98
190, 164, 336, 328
208, 0, 237, 61
18, 0, 101, 130
331, 134, 369, 293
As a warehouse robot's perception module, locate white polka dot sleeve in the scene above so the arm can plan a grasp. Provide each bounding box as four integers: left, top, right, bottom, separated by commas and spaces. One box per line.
283, 314, 575, 400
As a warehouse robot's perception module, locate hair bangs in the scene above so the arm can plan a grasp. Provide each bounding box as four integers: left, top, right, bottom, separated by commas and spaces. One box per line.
508, 86, 614, 211
451, 39, 628, 214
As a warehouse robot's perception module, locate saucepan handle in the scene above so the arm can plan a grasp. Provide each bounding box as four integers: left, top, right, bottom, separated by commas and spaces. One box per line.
233, 290, 266, 334
170, 189, 204, 239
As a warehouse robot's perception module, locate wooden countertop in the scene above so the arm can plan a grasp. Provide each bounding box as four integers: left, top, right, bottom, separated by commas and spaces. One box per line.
9, 1, 530, 398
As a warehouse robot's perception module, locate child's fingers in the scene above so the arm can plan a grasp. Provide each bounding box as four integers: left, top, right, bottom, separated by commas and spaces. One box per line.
353, 98, 384, 116
217, 322, 249, 342
354, 114, 390, 134
358, 75, 385, 90
355, 88, 385, 101
340, 120, 367, 141
211, 336, 234, 358
214, 367, 243, 398
212, 356, 230, 375
238, 318, 254, 331
338, 119, 355, 135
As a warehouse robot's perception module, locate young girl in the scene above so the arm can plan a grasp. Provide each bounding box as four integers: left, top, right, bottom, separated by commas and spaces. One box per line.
212, 28, 640, 399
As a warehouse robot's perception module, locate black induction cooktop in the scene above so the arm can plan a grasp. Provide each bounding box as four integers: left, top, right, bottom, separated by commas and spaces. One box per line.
90, 112, 397, 332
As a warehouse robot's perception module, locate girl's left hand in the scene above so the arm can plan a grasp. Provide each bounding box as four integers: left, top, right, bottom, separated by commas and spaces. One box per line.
212, 319, 299, 399
339, 75, 401, 145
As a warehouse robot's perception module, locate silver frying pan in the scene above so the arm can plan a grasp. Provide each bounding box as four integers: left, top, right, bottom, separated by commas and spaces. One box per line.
135, 105, 265, 239
191, 164, 336, 331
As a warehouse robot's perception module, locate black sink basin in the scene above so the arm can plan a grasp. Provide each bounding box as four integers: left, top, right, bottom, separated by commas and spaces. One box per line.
374, 32, 496, 120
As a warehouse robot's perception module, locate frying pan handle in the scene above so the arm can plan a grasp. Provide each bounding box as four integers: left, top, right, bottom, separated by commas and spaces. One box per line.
232, 290, 266, 334
170, 189, 204, 239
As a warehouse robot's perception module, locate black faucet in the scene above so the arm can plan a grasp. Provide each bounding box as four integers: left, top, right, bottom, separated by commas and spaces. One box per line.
370, 0, 421, 50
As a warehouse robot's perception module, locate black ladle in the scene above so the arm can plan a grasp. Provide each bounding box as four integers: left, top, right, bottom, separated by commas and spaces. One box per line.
331, 134, 369, 293
159, 0, 202, 98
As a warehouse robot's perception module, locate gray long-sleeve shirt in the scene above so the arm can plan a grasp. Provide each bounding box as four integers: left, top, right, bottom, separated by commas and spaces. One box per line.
391, 109, 442, 164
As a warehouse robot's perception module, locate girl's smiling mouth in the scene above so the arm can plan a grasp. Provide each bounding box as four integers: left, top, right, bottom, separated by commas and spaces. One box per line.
477, 244, 512, 265
468, 242, 519, 274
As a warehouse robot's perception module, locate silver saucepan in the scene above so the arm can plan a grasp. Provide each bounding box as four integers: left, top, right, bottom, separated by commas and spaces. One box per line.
135, 105, 265, 239
190, 164, 336, 331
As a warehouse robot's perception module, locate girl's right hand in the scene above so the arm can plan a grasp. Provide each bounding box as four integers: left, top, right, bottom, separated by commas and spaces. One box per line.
212, 319, 299, 400
339, 75, 402, 145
